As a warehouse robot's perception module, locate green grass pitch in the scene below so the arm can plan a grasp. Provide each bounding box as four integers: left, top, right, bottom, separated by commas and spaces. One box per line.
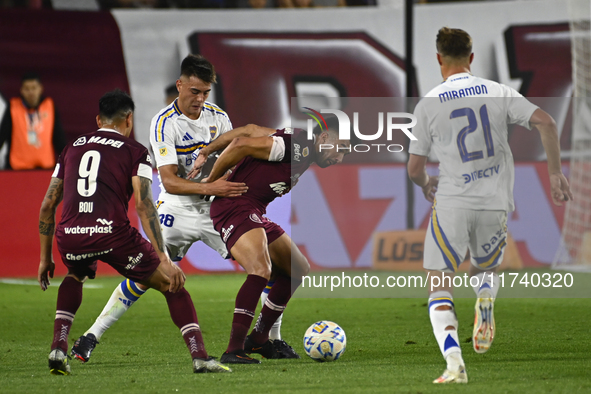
0, 273, 590, 393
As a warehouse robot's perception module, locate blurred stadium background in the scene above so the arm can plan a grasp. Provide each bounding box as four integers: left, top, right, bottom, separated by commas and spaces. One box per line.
0, 0, 589, 278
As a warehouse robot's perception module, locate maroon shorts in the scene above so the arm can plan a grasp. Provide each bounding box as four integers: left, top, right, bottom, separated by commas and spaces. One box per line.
57, 228, 160, 282
211, 206, 285, 254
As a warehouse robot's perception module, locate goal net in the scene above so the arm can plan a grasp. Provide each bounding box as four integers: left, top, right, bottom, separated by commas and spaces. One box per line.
553, 0, 591, 270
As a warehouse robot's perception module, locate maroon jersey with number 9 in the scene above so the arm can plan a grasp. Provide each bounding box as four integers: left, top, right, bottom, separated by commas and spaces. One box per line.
53, 129, 153, 252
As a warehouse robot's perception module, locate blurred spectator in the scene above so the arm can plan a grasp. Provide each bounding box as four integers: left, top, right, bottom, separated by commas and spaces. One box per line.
0, 72, 66, 170
165, 83, 178, 105
0, 0, 52, 8
276, 0, 346, 6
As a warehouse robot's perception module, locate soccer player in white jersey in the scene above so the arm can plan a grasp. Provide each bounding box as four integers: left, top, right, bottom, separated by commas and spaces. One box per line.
70, 55, 300, 362
408, 27, 573, 384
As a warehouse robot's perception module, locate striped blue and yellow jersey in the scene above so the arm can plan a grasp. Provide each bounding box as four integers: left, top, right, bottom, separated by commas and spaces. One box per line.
149, 99, 232, 205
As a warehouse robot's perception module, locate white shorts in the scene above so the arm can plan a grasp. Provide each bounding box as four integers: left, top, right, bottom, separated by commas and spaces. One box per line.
423, 204, 507, 273
156, 201, 229, 261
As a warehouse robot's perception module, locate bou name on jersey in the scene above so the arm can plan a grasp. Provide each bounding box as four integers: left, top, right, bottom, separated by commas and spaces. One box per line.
150, 99, 232, 205
224, 127, 315, 212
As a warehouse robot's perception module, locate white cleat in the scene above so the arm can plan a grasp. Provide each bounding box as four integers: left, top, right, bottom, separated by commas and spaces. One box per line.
48, 349, 71, 375
473, 293, 495, 353
193, 357, 232, 373
433, 366, 468, 384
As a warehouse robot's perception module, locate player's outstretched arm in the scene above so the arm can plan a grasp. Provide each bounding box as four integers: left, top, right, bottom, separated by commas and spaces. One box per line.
407, 154, 438, 203
529, 108, 573, 206
38, 177, 63, 291
132, 176, 185, 293
187, 124, 276, 179
207, 136, 274, 183
159, 164, 247, 198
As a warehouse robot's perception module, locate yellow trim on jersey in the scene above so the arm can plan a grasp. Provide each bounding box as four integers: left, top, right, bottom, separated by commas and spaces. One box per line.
431, 207, 460, 272
126, 279, 142, 298
478, 239, 507, 268
175, 142, 206, 154
156, 201, 163, 209
155, 108, 177, 142
203, 103, 227, 116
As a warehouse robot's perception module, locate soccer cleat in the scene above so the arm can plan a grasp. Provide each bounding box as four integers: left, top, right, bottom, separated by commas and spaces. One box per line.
71, 333, 99, 363
473, 293, 495, 354
48, 349, 71, 375
244, 335, 277, 359
220, 349, 261, 364
193, 357, 232, 373
433, 366, 468, 384
272, 339, 301, 359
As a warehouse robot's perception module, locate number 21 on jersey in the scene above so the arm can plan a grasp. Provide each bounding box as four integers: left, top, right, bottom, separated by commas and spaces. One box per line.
452, 104, 494, 163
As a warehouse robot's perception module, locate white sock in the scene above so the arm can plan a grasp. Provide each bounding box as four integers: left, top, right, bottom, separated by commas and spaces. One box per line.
471, 272, 500, 298
85, 279, 146, 341
260, 280, 283, 341
429, 291, 464, 370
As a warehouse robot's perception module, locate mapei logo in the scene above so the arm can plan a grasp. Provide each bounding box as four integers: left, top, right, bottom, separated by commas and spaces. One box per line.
303, 107, 417, 153
73, 137, 87, 146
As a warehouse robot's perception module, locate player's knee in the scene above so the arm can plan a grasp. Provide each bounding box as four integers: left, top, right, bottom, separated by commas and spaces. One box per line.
248, 259, 272, 279
67, 273, 87, 283
445, 325, 456, 331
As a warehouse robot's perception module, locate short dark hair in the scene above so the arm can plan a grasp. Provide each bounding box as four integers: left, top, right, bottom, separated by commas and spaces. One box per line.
313, 115, 342, 137
99, 89, 135, 122
21, 72, 41, 84
180, 54, 217, 83
436, 27, 472, 59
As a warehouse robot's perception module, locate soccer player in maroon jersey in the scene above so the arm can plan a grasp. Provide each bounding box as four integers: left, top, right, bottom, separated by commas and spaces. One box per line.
191, 117, 350, 363
37, 89, 231, 375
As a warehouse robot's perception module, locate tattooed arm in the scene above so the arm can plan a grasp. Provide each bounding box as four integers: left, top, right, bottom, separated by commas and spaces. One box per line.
132, 175, 185, 292
38, 177, 64, 291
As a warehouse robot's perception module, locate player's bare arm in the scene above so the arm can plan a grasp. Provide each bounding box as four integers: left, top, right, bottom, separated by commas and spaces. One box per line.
407, 154, 438, 203
187, 124, 275, 179
38, 177, 63, 291
529, 108, 573, 206
159, 163, 247, 198
207, 136, 274, 183
132, 175, 185, 293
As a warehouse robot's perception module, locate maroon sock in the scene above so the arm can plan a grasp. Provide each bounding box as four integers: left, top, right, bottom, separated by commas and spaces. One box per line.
250, 275, 301, 344
51, 276, 83, 353
164, 289, 207, 359
226, 274, 268, 353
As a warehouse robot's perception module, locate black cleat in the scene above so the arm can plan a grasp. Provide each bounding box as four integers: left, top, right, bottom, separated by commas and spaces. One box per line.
70, 333, 99, 363
244, 335, 277, 359
220, 349, 261, 364
272, 339, 301, 359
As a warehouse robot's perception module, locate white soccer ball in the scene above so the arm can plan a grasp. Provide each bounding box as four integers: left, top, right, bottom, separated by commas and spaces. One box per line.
303, 320, 347, 362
